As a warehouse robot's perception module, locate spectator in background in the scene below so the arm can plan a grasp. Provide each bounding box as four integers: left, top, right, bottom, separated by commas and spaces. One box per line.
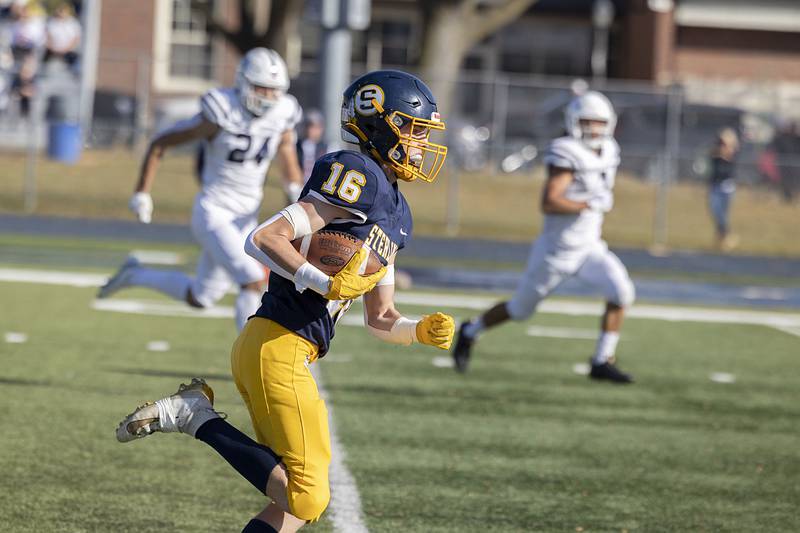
708, 128, 740, 251
772, 120, 800, 203
44, 2, 80, 70
10, 1, 45, 116
296, 109, 328, 183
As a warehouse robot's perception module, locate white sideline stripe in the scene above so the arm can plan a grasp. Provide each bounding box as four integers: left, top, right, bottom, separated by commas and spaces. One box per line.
527, 326, 598, 339
392, 291, 800, 330
4, 267, 800, 331
91, 298, 234, 318
311, 364, 370, 533
130, 250, 183, 265
0, 268, 107, 287
772, 325, 800, 338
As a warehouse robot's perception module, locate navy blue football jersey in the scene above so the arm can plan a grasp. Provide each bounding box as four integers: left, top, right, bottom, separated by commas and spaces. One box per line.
254, 150, 413, 357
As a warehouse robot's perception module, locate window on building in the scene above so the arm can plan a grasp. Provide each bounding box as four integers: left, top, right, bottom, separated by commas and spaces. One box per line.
153, 0, 216, 92
168, 0, 214, 80
379, 20, 413, 66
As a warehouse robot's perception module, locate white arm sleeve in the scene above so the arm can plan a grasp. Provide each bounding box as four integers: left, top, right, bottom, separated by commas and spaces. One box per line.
244, 204, 330, 294
365, 315, 419, 346
244, 214, 294, 281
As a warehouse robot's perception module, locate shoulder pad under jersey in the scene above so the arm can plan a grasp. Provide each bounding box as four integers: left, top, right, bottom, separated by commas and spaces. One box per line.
200, 87, 238, 128
543, 136, 587, 171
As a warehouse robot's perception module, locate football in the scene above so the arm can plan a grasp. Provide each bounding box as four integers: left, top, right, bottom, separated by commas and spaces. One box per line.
292, 230, 383, 276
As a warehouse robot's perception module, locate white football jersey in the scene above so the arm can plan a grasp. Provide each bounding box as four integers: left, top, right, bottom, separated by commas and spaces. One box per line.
541, 136, 620, 249
198, 87, 302, 215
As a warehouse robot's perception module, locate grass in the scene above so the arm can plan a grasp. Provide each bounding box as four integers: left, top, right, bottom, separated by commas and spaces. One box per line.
1, 263, 799, 531
1, 149, 799, 256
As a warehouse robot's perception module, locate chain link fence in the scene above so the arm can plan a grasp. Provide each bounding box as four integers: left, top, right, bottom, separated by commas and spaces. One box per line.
1, 55, 799, 254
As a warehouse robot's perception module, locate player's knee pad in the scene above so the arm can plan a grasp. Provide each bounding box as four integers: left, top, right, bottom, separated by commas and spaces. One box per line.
506, 293, 540, 321
288, 486, 330, 523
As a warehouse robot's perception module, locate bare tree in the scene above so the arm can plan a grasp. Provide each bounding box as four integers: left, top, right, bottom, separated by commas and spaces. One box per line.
192, 0, 304, 58
419, 0, 539, 117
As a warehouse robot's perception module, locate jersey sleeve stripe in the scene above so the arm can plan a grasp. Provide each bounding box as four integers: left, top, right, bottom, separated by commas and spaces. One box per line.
305, 190, 368, 223
208, 91, 229, 116
201, 96, 224, 124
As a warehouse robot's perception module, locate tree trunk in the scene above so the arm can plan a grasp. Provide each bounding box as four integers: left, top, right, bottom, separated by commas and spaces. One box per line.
262, 0, 305, 58
419, 0, 538, 121
419, 2, 470, 121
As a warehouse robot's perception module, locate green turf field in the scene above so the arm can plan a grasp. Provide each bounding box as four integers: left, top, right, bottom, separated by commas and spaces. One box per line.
1, 275, 798, 532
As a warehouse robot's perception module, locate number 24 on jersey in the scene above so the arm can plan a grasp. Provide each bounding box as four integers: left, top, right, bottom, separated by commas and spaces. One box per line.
321, 162, 365, 204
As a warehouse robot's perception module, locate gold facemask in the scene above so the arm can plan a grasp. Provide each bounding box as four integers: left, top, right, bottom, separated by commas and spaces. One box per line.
374, 100, 448, 183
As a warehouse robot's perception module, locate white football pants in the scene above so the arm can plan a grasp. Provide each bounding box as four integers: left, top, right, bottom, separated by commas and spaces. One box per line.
189, 198, 266, 308
506, 237, 635, 320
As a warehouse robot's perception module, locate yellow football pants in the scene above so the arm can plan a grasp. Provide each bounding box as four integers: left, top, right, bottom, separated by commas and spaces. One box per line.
230, 317, 331, 522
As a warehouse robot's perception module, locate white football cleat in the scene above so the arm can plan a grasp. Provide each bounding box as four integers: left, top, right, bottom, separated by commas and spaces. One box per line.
116, 378, 220, 443
97, 256, 141, 299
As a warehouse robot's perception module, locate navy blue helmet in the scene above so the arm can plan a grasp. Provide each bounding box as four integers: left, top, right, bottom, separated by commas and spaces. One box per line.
341, 70, 447, 182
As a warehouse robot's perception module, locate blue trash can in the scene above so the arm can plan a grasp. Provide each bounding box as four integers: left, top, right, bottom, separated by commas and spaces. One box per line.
47, 122, 82, 164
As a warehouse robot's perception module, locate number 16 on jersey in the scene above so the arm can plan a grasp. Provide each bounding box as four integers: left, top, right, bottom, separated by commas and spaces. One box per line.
321, 162, 366, 204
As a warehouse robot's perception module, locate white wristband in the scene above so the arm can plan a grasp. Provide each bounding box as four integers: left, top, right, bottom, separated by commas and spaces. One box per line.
365, 315, 419, 345
294, 262, 331, 295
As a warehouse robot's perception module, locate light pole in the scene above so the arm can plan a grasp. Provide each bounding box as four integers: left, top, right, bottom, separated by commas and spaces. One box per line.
591, 0, 614, 81
320, 0, 370, 150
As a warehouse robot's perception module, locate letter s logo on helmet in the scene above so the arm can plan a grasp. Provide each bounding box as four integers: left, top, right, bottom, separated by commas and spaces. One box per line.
354, 85, 385, 116
341, 70, 448, 183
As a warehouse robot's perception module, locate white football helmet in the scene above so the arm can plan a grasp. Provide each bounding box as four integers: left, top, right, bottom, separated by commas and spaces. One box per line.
565, 90, 616, 150
235, 48, 290, 116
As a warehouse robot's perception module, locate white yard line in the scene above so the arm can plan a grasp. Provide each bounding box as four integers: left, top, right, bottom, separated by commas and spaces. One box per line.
91, 298, 234, 319
0, 264, 369, 532
311, 364, 370, 533
526, 325, 598, 340
392, 291, 800, 331
129, 250, 184, 265
771, 325, 800, 338
0, 267, 107, 287
3, 267, 800, 334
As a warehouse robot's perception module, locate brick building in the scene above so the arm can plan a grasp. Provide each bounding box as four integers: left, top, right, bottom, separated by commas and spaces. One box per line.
93, 0, 800, 116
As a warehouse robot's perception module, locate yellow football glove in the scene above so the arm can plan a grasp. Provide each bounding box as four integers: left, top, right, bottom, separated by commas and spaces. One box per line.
325, 248, 387, 300
415, 312, 455, 350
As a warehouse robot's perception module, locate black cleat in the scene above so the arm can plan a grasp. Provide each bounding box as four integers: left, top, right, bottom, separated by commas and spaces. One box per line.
589, 359, 633, 384
451, 322, 475, 373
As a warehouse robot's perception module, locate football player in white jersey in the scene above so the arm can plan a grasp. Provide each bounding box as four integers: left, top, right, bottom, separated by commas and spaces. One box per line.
451, 91, 636, 383
98, 48, 304, 331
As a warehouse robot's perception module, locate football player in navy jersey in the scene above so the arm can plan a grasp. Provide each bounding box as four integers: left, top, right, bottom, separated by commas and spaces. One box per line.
116, 71, 456, 533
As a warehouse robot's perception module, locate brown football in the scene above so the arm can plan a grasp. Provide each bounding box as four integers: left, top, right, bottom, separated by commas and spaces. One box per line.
292, 230, 383, 276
